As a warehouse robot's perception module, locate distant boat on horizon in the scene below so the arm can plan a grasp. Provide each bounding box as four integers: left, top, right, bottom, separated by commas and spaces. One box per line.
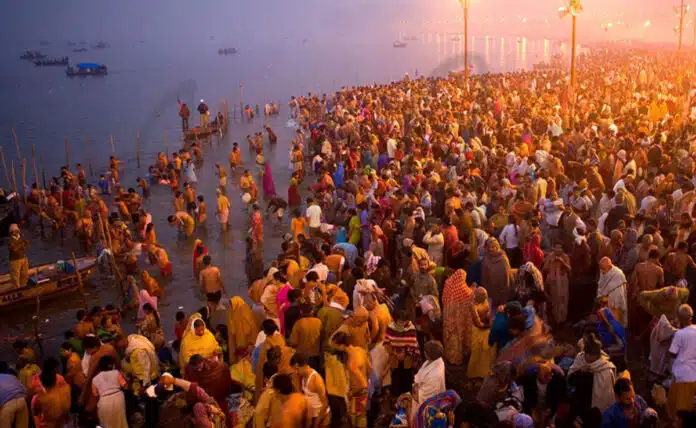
66, 62, 108, 77
92, 41, 109, 49
72, 47, 88, 53
218, 47, 237, 55
393, 41, 407, 48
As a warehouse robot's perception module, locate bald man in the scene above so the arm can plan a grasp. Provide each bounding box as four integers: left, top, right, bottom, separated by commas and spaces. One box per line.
597, 257, 628, 325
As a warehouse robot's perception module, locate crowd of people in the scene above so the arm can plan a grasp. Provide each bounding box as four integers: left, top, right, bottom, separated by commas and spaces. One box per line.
4, 46, 696, 428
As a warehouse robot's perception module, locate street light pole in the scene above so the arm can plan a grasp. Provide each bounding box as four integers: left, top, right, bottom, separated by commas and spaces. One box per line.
460, 0, 469, 81
679, 0, 685, 56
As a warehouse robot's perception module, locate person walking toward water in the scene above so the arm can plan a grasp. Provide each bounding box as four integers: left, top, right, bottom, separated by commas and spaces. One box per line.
215, 189, 230, 232
91, 356, 128, 428
197, 99, 209, 128
178, 101, 190, 131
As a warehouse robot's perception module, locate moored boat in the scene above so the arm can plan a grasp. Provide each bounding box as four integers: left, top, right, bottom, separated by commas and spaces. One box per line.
72, 47, 88, 53
20, 50, 46, 60
218, 47, 238, 55
393, 41, 407, 48
66, 62, 108, 77
0, 257, 97, 310
34, 56, 69, 66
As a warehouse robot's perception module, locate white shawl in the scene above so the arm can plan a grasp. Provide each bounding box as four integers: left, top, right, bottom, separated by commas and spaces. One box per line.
413, 357, 446, 405
597, 266, 628, 323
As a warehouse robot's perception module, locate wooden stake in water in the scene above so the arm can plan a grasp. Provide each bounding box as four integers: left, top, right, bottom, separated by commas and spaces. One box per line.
85, 135, 93, 179
21, 159, 27, 205
72, 252, 89, 311
31, 145, 44, 238
11, 159, 17, 194
239, 81, 244, 117
109, 134, 115, 155
40, 154, 46, 189
0, 145, 10, 190
11, 128, 21, 163
136, 129, 141, 168
65, 137, 70, 167
164, 129, 169, 158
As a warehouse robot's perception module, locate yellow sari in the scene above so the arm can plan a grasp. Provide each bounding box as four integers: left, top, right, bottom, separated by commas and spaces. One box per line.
227, 297, 259, 363
179, 314, 221, 370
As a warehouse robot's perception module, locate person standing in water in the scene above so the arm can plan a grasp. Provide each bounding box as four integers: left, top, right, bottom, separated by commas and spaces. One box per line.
178, 101, 190, 131
197, 99, 209, 128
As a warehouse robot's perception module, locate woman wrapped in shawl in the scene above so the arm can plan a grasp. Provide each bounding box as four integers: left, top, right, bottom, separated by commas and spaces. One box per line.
124, 334, 159, 393
179, 313, 221, 370
482, 238, 512, 307
442, 269, 474, 365
467, 287, 496, 379
262, 163, 277, 200
385, 310, 421, 397
227, 297, 259, 364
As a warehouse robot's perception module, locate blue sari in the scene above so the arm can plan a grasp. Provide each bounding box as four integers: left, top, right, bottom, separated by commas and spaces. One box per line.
333, 162, 345, 188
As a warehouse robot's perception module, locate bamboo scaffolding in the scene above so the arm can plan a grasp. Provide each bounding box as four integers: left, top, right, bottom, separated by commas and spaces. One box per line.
0, 146, 10, 189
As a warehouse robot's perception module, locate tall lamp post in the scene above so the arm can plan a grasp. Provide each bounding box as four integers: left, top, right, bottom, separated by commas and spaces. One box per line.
458, 0, 470, 81
559, 0, 583, 127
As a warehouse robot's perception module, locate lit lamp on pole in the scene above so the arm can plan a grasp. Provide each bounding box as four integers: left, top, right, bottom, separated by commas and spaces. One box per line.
558, 0, 583, 127
458, 0, 470, 81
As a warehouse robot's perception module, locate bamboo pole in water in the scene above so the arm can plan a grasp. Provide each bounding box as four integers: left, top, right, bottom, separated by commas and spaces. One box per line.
72, 251, 89, 311
164, 129, 169, 159
85, 135, 94, 179
21, 159, 27, 205
65, 137, 70, 167
0, 146, 10, 190
11, 128, 21, 164
31, 145, 44, 238
109, 134, 116, 155
11, 159, 17, 194
136, 130, 141, 168
40, 154, 46, 189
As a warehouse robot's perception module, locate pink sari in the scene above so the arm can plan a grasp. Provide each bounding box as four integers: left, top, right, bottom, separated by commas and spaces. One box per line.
262, 164, 277, 199
276, 284, 292, 335
138, 289, 158, 320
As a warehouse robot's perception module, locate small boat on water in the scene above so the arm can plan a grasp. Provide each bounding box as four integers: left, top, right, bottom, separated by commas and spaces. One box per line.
34, 56, 69, 66
218, 47, 237, 55
39, 40, 51, 46
67, 41, 76, 46
0, 257, 97, 310
20, 50, 46, 60
66, 62, 108, 77
72, 47, 88, 53
92, 41, 109, 49
393, 41, 407, 48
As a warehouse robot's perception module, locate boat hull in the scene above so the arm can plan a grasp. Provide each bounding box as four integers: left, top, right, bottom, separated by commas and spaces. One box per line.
0, 257, 97, 310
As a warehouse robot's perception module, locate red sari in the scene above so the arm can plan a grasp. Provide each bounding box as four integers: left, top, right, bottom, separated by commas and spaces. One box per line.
442, 269, 475, 365
288, 181, 301, 207
192, 240, 208, 277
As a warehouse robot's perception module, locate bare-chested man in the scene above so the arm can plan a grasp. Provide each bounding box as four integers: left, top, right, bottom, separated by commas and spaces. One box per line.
332, 331, 370, 428
199, 255, 224, 310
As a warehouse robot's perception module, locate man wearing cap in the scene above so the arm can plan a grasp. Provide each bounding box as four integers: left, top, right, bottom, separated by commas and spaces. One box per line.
197, 99, 209, 128
8, 224, 29, 289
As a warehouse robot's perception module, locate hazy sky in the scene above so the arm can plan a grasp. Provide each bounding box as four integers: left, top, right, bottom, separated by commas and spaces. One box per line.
0, 0, 687, 50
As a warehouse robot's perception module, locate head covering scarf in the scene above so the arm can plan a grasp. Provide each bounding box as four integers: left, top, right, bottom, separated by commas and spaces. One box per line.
227, 297, 259, 361
333, 161, 345, 188
179, 313, 220, 369
262, 163, 277, 198
138, 289, 158, 321
442, 270, 474, 365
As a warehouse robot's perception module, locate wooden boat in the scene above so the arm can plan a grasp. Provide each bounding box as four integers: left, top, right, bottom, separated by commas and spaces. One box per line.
218, 47, 237, 55
20, 50, 46, 60
92, 41, 109, 49
183, 126, 214, 141
66, 62, 108, 77
72, 47, 88, 53
34, 56, 69, 66
0, 257, 97, 310
393, 41, 407, 48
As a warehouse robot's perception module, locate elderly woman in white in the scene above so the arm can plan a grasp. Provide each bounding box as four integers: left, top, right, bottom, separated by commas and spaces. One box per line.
410, 340, 447, 425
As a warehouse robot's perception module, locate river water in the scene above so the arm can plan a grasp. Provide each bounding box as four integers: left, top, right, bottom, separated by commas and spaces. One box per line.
0, 0, 567, 357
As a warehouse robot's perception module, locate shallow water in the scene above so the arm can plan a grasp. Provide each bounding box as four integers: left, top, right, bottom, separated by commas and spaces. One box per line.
0, 1, 567, 358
